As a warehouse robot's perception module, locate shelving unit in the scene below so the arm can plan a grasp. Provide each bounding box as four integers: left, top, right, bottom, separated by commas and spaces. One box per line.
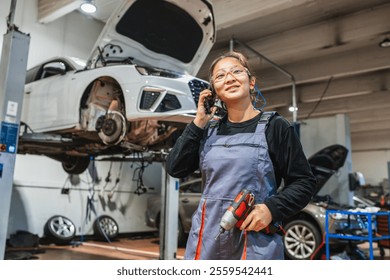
325, 210, 390, 260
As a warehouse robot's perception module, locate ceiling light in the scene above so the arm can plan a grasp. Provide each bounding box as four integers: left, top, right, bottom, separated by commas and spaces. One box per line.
379, 38, 390, 48
288, 106, 298, 112
80, 1, 97, 14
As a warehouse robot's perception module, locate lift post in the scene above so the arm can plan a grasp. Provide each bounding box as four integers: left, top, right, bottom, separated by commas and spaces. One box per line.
159, 163, 179, 260
0, 0, 30, 259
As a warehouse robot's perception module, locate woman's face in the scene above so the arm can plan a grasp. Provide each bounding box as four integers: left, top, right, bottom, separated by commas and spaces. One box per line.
211, 57, 255, 105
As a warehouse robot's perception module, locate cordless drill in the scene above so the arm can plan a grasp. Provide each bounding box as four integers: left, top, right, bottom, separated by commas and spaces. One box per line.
215, 188, 255, 240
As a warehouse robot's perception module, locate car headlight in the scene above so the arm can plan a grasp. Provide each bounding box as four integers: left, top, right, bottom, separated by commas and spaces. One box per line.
135, 66, 182, 78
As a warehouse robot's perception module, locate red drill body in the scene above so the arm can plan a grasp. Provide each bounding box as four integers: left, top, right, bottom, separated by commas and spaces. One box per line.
215, 189, 255, 239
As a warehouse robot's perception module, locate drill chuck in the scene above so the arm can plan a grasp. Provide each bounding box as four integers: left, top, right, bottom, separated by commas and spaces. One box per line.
215, 188, 255, 239
219, 209, 238, 231
215, 210, 237, 240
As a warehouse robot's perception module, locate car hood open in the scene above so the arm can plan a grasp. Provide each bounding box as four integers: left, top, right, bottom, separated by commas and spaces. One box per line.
308, 144, 348, 195
86, 0, 216, 76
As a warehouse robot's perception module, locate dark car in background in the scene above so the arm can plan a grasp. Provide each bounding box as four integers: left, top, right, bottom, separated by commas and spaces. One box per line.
145, 144, 372, 259
145, 172, 201, 245
282, 144, 371, 260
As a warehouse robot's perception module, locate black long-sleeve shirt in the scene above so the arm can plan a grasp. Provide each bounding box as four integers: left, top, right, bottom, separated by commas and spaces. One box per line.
166, 111, 317, 222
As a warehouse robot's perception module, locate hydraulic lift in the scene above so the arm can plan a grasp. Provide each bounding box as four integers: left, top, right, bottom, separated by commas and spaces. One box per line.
160, 163, 179, 260
101, 154, 180, 260
0, 0, 30, 259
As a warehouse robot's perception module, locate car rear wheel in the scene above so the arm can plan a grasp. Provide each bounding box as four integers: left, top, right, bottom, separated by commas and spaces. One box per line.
283, 219, 322, 260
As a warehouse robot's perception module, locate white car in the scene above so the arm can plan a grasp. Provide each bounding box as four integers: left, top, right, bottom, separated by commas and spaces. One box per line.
18, 0, 215, 174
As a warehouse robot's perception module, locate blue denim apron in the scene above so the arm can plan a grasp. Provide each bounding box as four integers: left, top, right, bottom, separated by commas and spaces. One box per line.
184, 113, 284, 259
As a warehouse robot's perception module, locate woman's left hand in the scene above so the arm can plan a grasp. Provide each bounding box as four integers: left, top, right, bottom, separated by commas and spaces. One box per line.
240, 204, 273, 232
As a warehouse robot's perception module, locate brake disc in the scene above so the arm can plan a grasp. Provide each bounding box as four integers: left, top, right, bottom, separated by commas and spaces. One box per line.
96, 111, 127, 145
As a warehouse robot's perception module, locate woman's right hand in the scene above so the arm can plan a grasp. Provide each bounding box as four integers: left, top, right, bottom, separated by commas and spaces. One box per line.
193, 89, 217, 129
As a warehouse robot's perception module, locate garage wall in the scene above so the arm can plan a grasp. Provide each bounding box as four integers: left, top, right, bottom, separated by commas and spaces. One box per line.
0, 0, 104, 68
8, 154, 162, 238
352, 151, 390, 188
300, 114, 353, 205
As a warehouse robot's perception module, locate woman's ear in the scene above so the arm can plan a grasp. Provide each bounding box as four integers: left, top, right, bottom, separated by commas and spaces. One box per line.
250, 77, 256, 90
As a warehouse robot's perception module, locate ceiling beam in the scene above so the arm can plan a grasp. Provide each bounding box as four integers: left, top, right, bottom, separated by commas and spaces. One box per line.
236, 3, 390, 64
250, 44, 390, 91
349, 109, 390, 125
351, 130, 390, 152
275, 90, 390, 120
261, 69, 390, 108
199, 3, 390, 80
212, 0, 314, 30
38, 0, 82, 24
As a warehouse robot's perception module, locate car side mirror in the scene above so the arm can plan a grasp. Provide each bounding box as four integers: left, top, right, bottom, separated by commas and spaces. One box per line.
43, 62, 66, 76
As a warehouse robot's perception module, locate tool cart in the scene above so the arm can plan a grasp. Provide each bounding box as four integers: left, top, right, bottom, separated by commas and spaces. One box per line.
325, 209, 390, 260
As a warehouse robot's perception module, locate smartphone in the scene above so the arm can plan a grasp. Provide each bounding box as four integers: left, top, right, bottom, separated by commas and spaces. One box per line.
204, 87, 216, 114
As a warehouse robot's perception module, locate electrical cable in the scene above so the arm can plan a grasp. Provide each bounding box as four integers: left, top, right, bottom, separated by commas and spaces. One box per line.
253, 85, 266, 110
132, 152, 149, 195
99, 161, 113, 198
80, 158, 99, 244
19, 121, 34, 133
107, 161, 123, 199
310, 216, 336, 260
305, 76, 333, 120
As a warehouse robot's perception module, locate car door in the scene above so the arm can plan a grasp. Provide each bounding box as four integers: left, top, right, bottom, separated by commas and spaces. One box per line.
179, 179, 202, 231
22, 60, 75, 132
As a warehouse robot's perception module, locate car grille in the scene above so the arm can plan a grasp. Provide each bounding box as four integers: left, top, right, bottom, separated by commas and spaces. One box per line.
140, 90, 161, 110
155, 94, 181, 112
140, 89, 181, 112
188, 79, 210, 107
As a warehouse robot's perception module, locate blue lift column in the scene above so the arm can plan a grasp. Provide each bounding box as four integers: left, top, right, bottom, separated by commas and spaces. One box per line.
159, 163, 179, 260
0, 0, 30, 259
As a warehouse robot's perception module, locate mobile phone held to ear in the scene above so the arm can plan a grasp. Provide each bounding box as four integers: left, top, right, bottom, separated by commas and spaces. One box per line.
204, 88, 216, 114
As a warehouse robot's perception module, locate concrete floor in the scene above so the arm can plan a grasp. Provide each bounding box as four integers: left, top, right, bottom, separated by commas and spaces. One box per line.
4, 233, 390, 260
4, 232, 186, 260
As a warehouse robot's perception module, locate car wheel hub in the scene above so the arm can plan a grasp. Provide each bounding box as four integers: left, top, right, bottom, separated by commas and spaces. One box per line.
97, 111, 127, 145
102, 119, 117, 136
285, 224, 316, 259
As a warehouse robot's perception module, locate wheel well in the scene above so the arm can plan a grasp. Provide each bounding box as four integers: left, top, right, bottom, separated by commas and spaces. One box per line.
80, 76, 125, 119
284, 211, 322, 234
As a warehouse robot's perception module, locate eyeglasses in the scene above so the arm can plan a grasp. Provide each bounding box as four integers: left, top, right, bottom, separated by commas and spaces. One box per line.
212, 66, 249, 84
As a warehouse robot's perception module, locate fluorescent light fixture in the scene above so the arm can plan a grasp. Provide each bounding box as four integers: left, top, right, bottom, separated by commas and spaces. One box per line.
80, 1, 97, 14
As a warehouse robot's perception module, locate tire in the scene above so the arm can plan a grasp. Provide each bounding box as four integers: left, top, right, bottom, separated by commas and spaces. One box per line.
44, 215, 76, 245
61, 156, 90, 174
93, 215, 119, 241
283, 219, 322, 260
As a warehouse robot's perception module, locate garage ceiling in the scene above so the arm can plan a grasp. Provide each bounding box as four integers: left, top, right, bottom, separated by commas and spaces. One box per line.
38, 0, 390, 152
